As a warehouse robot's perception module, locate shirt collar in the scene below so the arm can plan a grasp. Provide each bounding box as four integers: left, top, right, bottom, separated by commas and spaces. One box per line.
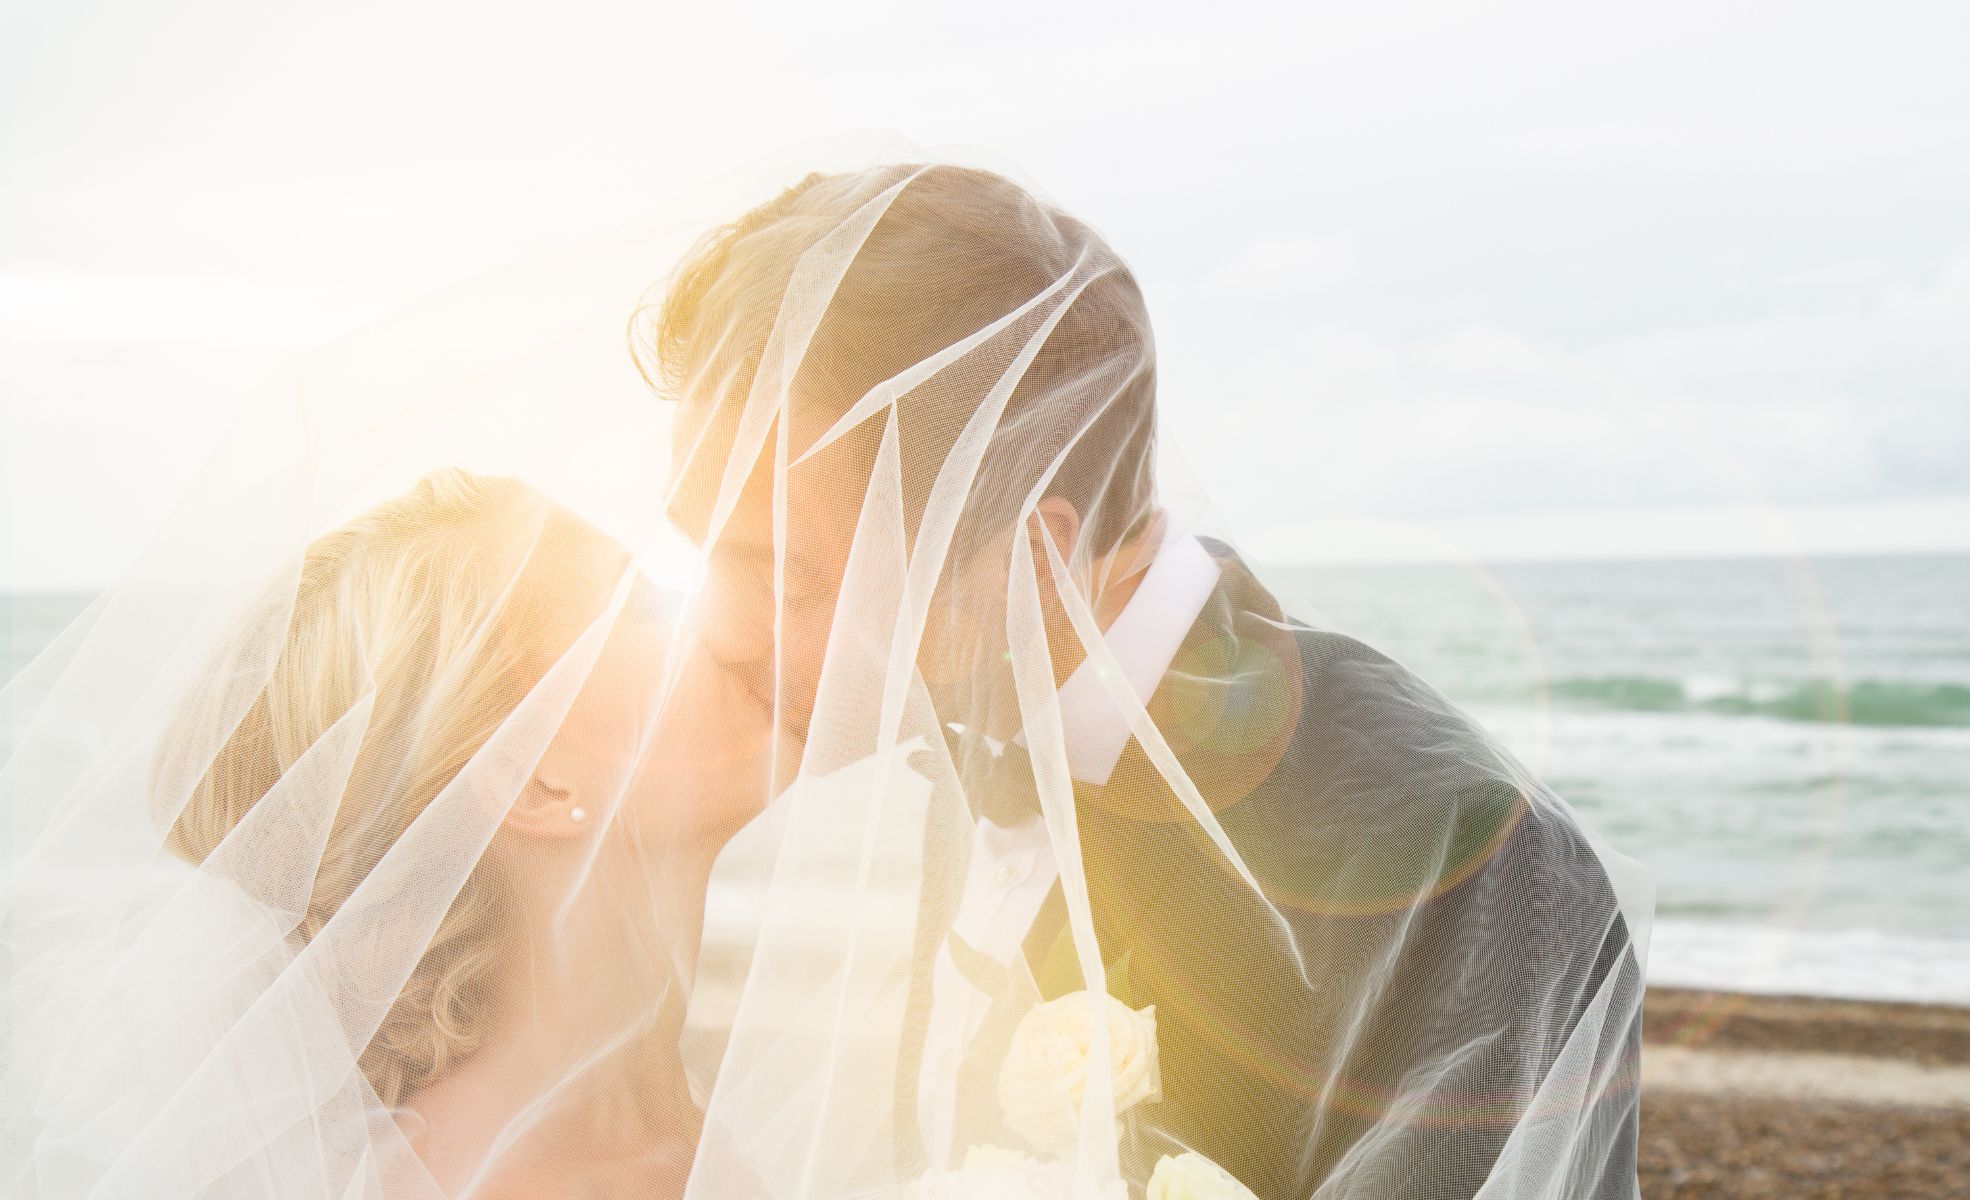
1013, 528, 1222, 787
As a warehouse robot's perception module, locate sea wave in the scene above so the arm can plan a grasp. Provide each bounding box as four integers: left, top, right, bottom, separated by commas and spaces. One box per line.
1546, 674, 1970, 727
1646, 919, 1970, 1006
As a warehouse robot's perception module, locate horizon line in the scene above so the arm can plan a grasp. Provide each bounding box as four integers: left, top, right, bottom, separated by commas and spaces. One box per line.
4, 545, 1967, 598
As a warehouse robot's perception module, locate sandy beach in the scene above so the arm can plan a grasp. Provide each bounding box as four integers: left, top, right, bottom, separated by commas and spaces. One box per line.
1640, 987, 1970, 1198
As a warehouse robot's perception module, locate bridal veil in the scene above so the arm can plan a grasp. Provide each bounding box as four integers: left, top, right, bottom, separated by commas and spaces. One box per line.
0, 147, 1651, 1199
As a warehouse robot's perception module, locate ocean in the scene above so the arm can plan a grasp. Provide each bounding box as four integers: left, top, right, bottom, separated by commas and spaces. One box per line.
1276, 553, 1970, 1004
6, 553, 1966, 1005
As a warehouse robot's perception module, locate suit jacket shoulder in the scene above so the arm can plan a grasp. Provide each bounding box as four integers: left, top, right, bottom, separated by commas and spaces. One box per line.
1072, 548, 1641, 1199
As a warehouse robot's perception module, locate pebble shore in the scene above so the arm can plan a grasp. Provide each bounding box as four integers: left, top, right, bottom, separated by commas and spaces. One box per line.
1639, 987, 1970, 1199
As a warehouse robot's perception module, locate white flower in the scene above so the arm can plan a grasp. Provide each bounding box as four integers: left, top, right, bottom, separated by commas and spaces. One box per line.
1146, 1152, 1259, 1200
997, 989, 1159, 1153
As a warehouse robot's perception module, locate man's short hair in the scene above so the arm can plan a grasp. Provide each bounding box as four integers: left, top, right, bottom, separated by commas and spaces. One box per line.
648, 164, 1157, 556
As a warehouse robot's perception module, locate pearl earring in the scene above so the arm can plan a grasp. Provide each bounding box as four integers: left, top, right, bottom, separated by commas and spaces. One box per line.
569, 806, 588, 825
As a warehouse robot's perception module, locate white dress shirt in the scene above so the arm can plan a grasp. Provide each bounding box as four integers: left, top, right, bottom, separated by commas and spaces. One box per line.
916, 532, 1222, 1163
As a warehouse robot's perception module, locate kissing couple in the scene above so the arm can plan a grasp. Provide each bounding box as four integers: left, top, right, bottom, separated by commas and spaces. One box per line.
0, 160, 1648, 1200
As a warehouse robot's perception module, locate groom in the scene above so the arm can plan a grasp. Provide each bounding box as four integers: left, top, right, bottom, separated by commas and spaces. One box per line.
657, 165, 1643, 1199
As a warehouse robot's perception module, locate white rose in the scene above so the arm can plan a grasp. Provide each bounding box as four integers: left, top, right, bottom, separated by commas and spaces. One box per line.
997, 989, 1159, 1153
1146, 1152, 1259, 1200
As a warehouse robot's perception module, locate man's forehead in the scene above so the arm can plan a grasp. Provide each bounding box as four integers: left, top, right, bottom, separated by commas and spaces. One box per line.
666, 429, 764, 548
693, 476, 863, 563
673, 425, 874, 554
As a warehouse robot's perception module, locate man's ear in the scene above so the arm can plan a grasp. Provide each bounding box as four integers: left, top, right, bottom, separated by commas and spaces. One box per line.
1027, 496, 1082, 594
503, 772, 590, 840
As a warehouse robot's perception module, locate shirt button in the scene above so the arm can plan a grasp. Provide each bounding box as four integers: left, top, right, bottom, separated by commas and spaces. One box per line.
993, 863, 1017, 886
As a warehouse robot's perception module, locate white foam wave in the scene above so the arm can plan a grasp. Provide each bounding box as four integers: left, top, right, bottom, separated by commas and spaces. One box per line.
1646, 919, 1970, 1006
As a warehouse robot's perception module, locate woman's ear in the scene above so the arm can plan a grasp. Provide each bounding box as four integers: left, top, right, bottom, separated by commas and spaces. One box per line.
504, 772, 591, 839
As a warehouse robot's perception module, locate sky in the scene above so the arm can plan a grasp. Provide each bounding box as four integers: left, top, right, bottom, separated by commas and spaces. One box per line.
4, 0, 1968, 587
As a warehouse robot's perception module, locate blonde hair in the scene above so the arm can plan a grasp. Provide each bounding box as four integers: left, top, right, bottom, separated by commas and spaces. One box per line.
163, 467, 609, 1108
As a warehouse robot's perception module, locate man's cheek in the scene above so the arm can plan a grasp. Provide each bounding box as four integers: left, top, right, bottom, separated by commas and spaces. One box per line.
788, 616, 831, 689
698, 587, 771, 660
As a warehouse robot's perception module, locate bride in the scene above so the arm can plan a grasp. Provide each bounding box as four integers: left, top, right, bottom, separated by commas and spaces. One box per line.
0, 149, 1648, 1200
163, 469, 774, 1196
3, 468, 777, 1198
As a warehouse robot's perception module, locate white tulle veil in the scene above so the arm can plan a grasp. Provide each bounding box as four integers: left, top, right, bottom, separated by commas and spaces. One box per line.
1, 142, 1650, 1200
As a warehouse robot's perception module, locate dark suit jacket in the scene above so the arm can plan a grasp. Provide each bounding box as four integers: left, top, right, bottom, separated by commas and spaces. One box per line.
898, 547, 1643, 1200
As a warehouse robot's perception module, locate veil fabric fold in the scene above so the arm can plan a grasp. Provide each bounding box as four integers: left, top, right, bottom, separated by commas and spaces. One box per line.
1, 146, 1647, 1200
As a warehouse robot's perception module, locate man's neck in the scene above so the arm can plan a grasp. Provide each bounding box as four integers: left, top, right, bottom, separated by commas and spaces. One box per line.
952, 514, 1168, 745
1045, 516, 1164, 688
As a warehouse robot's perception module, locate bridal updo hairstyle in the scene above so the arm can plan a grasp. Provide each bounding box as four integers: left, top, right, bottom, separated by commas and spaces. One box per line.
160, 468, 602, 1108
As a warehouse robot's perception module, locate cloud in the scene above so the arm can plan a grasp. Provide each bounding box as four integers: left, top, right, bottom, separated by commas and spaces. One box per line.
0, 266, 376, 347
1204, 235, 1357, 301
6, 0, 1969, 574
1159, 241, 1970, 555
